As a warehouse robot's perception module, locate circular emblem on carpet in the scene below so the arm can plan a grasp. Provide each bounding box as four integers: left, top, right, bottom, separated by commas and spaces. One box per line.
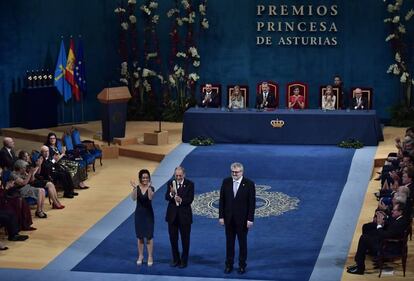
192, 185, 300, 218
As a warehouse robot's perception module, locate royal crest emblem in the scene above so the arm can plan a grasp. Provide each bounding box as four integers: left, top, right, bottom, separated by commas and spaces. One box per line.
192, 185, 299, 218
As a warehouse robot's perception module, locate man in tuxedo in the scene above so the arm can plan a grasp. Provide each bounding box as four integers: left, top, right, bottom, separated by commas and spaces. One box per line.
219, 162, 256, 274
347, 203, 408, 275
256, 81, 276, 109
200, 83, 220, 108
165, 166, 194, 268
352, 88, 368, 110
0, 137, 17, 170
333, 74, 346, 109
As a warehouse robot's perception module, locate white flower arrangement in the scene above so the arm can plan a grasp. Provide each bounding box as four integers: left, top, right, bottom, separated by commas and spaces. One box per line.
193, 61, 200, 67
181, 0, 190, 10
114, 8, 126, 13
152, 15, 160, 24
406, 9, 414, 21
188, 73, 200, 81
201, 18, 209, 29
199, 4, 206, 15
176, 52, 187, 58
141, 5, 151, 15
188, 47, 200, 58
149, 1, 158, 9
121, 22, 129, 30
129, 15, 137, 24
146, 52, 158, 60
385, 34, 396, 41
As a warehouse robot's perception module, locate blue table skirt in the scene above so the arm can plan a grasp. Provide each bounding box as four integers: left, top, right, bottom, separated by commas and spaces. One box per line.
182, 108, 384, 145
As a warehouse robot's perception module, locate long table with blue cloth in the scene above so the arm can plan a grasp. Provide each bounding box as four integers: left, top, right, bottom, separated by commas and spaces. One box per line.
182, 108, 384, 145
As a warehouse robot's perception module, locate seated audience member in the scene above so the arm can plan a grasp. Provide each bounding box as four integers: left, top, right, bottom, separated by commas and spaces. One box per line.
347, 203, 408, 275
333, 74, 346, 109
200, 83, 220, 108
228, 85, 244, 109
45, 132, 88, 189
18, 150, 65, 209
10, 160, 47, 218
352, 88, 368, 110
288, 86, 305, 109
0, 209, 29, 241
0, 137, 17, 171
321, 85, 336, 110
256, 81, 276, 109
38, 145, 77, 199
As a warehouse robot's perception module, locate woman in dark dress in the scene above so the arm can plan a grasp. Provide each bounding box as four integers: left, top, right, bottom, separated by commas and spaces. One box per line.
130, 169, 154, 266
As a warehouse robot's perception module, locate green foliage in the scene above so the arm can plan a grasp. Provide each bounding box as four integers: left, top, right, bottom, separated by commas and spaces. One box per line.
162, 96, 197, 122
189, 136, 214, 146
389, 103, 414, 127
338, 138, 364, 149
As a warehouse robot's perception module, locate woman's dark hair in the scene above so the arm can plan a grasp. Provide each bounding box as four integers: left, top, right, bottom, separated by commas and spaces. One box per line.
45, 132, 58, 146
138, 169, 151, 183
18, 150, 29, 160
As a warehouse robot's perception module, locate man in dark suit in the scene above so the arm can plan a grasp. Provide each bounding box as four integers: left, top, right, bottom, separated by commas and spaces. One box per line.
256, 81, 276, 109
352, 88, 368, 110
0, 137, 17, 170
200, 83, 220, 108
219, 162, 256, 274
165, 166, 194, 268
347, 203, 408, 275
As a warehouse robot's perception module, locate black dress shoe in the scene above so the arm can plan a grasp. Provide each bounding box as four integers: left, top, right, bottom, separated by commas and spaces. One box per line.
224, 266, 233, 274
238, 267, 246, 274
8, 234, 29, 241
0, 246, 8, 251
347, 266, 364, 275
63, 193, 74, 198
346, 263, 358, 270
178, 261, 187, 268
72, 191, 79, 196
170, 260, 180, 267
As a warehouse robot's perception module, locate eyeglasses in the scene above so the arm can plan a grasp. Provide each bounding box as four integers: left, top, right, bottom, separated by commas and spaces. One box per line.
231, 170, 241, 174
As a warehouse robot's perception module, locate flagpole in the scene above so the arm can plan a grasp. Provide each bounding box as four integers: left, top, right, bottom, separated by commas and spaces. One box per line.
60, 36, 65, 124
71, 93, 75, 123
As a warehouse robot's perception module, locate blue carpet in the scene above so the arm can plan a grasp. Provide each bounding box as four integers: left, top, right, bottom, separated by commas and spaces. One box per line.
72, 144, 355, 281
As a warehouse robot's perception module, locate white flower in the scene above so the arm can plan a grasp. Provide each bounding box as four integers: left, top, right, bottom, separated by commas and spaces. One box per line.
173, 65, 179, 71
114, 8, 126, 13
387, 4, 395, 13
121, 62, 128, 75
193, 61, 200, 67
169, 75, 176, 86
157, 75, 164, 83
392, 16, 400, 23
167, 8, 179, 18
133, 72, 139, 78
398, 24, 406, 33
188, 12, 196, 23
201, 18, 209, 29
142, 68, 156, 77
182, 17, 189, 22
128, 0, 137, 4
199, 4, 206, 15
152, 15, 159, 24
120, 78, 128, 85
143, 80, 151, 92
384, 18, 391, 23
393, 65, 401, 75
134, 80, 140, 88
149, 1, 158, 9
129, 15, 137, 23
395, 53, 401, 63
140, 5, 151, 15
146, 52, 158, 60
188, 73, 200, 81
188, 47, 199, 58
176, 52, 187, 58
400, 72, 409, 83
386, 64, 395, 74
121, 22, 129, 30
174, 67, 185, 77
177, 18, 183, 26
406, 9, 414, 21
181, 0, 190, 10
385, 34, 396, 41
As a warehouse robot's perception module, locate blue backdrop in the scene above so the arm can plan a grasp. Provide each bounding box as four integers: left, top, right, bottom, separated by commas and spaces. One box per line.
0, 0, 406, 127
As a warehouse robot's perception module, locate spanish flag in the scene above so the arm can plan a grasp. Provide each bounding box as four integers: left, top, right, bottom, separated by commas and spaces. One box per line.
65, 38, 80, 101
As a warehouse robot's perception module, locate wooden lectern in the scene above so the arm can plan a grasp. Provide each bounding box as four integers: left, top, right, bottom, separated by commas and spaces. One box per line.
97, 87, 131, 143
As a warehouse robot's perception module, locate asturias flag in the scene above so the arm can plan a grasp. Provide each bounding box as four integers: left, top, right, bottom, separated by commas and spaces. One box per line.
65, 38, 80, 101
54, 40, 72, 102
74, 39, 86, 95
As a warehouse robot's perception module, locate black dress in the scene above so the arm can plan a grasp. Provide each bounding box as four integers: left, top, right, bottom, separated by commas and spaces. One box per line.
134, 186, 155, 239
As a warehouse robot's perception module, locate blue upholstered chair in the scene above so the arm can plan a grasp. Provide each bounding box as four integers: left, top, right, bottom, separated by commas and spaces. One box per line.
71, 128, 102, 168
63, 132, 95, 171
